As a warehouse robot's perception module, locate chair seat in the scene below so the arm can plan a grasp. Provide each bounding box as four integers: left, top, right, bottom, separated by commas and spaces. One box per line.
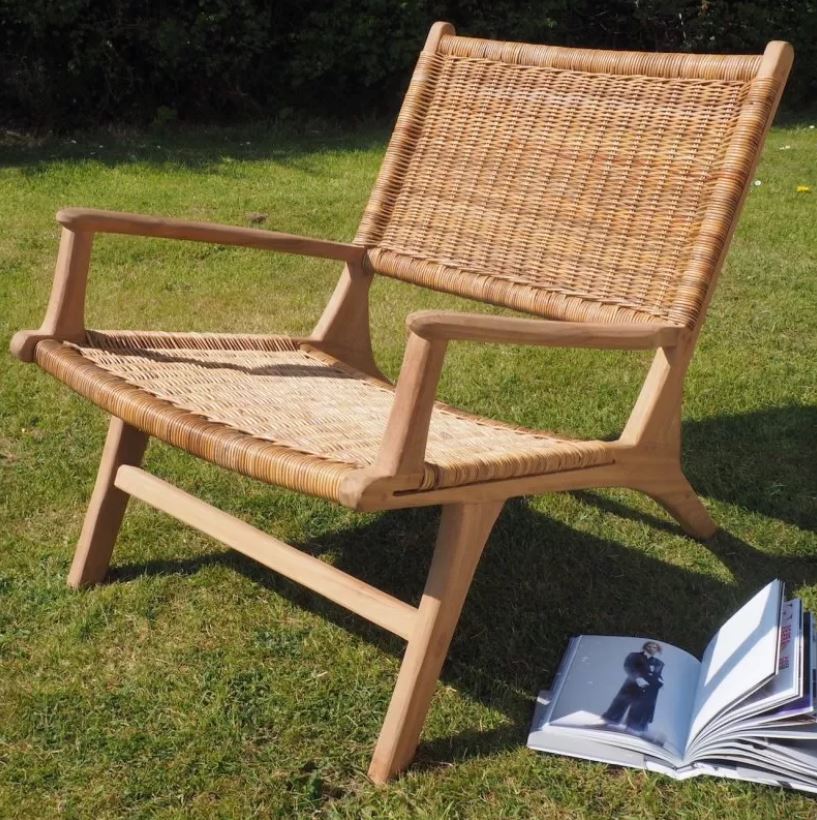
35, 330, 613, 505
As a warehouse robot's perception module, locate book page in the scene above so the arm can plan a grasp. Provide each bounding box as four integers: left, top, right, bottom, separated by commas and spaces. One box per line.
687, 756, 817, 794
528, 693, 656, 771
541, 635, 700, 759
716, 612, 816, 735
687, 580, 783, 746
740, 599, 803, 708
732, 739, 817, 786
701, 599, 804, 739
765, 610, 817, 722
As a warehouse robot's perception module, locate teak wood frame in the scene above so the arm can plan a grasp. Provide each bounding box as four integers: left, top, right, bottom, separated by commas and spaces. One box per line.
10, 24, 792, 784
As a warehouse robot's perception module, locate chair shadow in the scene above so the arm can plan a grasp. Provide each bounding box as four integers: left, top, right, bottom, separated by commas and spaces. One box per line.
108, 403, 816, 771
681, 403, 816, 534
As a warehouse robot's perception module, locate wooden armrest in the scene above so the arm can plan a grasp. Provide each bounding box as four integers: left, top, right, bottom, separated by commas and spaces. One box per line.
10, 208, 365, 363
57, 208, 365, 263
370, 311, 683, 484
406, 310, 683, 349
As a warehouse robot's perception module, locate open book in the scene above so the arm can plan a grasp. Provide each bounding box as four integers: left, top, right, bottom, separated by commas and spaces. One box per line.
528, 580, 817, 793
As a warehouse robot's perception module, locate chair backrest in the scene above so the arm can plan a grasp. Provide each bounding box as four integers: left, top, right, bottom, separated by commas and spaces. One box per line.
356, 24, 791, 328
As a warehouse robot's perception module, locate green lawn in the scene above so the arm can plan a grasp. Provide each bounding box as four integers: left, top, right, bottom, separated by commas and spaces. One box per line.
1, 119, 815, 818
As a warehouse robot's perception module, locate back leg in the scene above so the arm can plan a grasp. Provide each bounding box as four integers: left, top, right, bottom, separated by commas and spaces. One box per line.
68, 416, 149, 588
638, 469, 717, 540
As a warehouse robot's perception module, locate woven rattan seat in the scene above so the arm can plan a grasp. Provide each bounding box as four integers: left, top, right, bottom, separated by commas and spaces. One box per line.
35, 330, 612, 501
11, 22, 791, 783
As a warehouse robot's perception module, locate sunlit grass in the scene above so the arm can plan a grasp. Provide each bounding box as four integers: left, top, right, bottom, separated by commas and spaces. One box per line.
1, 120, 815, 817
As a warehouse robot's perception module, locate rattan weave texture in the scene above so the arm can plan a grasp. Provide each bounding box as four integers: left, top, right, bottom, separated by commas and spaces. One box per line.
35, 331, 612, 503
357, 34, 775, 328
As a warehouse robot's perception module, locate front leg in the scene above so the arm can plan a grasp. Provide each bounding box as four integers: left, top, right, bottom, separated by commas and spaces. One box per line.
368, 500, 503, 782
68, 416, 149, 588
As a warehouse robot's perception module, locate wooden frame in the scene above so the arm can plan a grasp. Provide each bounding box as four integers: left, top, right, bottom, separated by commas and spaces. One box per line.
10, 26, 792, 783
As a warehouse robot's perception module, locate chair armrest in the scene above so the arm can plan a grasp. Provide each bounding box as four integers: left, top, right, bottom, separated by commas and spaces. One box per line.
57, 208, 365, 263
407, 310, 683, 349
373, 334, 447, 479
371, 311, 684, 483
10, 208, 365, 363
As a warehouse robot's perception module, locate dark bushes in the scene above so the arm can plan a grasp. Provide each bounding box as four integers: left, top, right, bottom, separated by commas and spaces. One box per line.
1, 1, 814, 130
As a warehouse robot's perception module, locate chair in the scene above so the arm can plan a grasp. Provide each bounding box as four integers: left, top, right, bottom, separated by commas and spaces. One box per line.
10, 23, 791, 782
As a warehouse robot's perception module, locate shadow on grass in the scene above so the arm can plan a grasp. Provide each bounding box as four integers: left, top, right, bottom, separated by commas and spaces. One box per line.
0, 120, 390, 175
109, 403, 817, 772
682, 404, 816, 534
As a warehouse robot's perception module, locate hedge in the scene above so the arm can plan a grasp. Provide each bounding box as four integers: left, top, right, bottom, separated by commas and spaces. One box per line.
1, 1, 814, 130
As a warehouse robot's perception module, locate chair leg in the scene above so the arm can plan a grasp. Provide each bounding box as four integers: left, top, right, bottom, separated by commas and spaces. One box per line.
67, 416, 149, 588
368, 500, 504, 783
641, 469, 717, 540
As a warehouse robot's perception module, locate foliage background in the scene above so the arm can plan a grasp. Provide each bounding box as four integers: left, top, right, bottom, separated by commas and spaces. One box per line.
1, 0, 815, 130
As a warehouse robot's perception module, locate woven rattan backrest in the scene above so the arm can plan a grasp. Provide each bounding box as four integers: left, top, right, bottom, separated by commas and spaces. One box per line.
356, 29, 786, 327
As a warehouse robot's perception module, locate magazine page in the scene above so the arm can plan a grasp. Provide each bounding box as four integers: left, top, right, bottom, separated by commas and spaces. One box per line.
714, 609, 814, 738
529, 637, 583, 734
758, 610, 817, 723
733, 599, 802, 710
536, 635, 700, 761
763, 739, 817, 775
692, 708, 816, 758
528, 693, 659, 772
712, 723, 817, 741
688, 741, 812, 780
685, 757, 817, 794
684, 762, 815, 791
732, 738, 817, 786
690, 716, 817, 762
686, 580, 784, 748
698, 599, 803, 741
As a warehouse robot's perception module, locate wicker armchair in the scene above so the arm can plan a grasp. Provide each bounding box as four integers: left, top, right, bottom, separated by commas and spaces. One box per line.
11, 23, 791, 782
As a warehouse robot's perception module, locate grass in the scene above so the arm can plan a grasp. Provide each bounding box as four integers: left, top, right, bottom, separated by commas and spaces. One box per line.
0, 118, 815, 818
